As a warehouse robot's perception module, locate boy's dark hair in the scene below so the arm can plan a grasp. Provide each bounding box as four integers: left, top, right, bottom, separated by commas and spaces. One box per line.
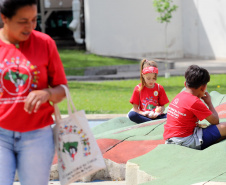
0, 0, 37, 18
185, 65, 210, 89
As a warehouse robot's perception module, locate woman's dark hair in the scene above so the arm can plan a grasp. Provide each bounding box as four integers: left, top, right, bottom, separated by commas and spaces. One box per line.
0, 0, 37, 18
185, 65, 210, 89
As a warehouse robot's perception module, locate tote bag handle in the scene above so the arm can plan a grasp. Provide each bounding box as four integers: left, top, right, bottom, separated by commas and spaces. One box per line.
60, 84, 77, 115
53, 85, 77, 121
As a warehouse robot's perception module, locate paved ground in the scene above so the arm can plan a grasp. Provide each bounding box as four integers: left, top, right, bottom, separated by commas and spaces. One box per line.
86, 114, 127, 120
14, 181, 226, 185
67, 58, 226, 81
13, 180, 226, 185
13, 181, 126, 185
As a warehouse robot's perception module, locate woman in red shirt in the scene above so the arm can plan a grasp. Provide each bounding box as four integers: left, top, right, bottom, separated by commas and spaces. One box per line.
0, 0, 67, 184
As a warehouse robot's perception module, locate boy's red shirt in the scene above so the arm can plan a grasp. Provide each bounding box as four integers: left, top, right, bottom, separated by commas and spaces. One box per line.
163, 91, 212, 140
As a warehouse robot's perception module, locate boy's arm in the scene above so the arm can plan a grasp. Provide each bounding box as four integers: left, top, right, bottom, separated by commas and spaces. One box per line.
202, 92, 219, 125
205, 103, 219, 125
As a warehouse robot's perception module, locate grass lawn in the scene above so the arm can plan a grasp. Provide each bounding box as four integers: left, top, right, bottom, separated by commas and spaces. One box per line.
57, 74, 226, 114
58, 49, 138, 76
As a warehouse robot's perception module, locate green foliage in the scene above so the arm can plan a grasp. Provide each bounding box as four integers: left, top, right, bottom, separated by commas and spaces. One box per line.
153, 0, 178, 23
58, 49, 138, 76
57, 74, 226, 114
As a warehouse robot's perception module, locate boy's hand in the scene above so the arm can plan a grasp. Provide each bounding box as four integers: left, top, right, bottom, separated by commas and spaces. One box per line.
201, 92, 212, 105
202, 92, 219, 125
197, 123, 208, 128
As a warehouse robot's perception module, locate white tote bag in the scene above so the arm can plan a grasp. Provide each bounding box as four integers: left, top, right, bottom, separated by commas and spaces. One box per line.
53, 85, 106, 185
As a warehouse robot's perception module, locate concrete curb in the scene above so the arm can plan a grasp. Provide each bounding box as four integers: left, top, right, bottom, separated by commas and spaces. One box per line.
13, 181, 126, 185
86, 114, 127, 120
49, 158, 126, 182
125, 162, 153, 185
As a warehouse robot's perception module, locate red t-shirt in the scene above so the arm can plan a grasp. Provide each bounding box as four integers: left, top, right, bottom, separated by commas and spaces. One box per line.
0, 30, 67, 132
163, 91, 212, 140
130, 83, 169, 111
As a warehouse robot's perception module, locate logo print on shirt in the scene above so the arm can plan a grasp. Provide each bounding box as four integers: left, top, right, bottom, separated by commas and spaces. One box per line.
154, 91, 158, 96
142, 97, 158, 111
173, 98, 179, 105
0, 57, 40, 96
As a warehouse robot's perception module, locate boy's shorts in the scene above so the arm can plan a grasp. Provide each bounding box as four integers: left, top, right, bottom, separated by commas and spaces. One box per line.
201, 125, 221, 149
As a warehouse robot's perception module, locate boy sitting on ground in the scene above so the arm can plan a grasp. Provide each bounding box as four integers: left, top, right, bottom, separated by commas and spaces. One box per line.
164, 65, 226, 149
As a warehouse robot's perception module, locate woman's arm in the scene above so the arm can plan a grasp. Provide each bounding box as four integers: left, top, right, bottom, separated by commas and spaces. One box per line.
24, 85, 67, 114
44, 85, 67, 103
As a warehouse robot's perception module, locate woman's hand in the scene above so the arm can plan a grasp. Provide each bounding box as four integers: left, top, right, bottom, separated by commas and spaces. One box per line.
24, 85, 66, 114
24, 89, 51, 114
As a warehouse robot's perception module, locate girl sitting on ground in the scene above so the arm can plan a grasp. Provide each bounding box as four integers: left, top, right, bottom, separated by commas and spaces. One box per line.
128, 59, 169, 124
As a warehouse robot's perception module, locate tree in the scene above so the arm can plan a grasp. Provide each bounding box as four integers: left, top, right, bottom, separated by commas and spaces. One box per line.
153, 0, 178, 61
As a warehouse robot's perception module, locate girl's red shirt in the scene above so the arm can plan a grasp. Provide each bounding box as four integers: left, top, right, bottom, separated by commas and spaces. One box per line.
130, 83, 169, 112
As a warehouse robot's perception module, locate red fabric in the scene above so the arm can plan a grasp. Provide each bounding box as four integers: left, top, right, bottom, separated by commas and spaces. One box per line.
0, 30, 67, 132
163, 91, 212, 140
142, 66, 158, 74
130, 83, 169, 112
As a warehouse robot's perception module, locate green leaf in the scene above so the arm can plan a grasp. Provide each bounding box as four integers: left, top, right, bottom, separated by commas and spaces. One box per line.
153, 0, 178, 24
164, 2, 170, 9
